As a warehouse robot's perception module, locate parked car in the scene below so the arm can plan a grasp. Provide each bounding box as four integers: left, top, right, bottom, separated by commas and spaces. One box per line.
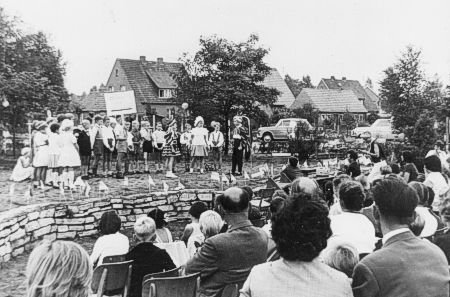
352, 119, 403, 140
257, 118, 313, 142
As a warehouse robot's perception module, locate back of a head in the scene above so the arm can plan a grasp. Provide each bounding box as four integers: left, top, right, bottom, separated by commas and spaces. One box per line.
148, 208, 166, 229
241, 186, 254, 200
373, 179, 418, 223
199, 210, 223, 238
220, 187, 249, 213
26, 240, 92, 297
408, 181, 430, 206
270, 197, 285, 215
402, 151, 414, 163
99, 210, 121, 235
424, 155, 442, 172
289, 156, 299, 167
189, 202, 208, 219
390, 164, 401, 174
134, 216, 156, 241
322, 243, 359, 278
339, 181, 365, 212
291, 177, 320, 197
332, 174, 351, 196
380, 165, 392, 175
271, 198, 331, 262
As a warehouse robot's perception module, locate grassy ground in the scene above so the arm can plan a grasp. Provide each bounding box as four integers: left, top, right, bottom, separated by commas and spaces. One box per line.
0, 221, 187, 297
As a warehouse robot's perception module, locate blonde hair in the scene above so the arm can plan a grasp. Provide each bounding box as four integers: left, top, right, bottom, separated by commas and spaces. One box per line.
26, 240, 92, 297
134, 216, 156, 240
199, 210, 223, 239
322, 242, 359, 278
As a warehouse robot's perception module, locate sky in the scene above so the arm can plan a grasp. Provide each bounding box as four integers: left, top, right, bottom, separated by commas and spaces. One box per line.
1, 0, 450, 95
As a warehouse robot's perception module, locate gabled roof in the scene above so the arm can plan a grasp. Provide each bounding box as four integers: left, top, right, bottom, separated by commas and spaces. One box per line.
77, 91, 106, 112
262, 68, 296, 107
290, 88, 367, 113
320, 77, 378, 112
364, 87, 381, 110
116, 58, 183, 106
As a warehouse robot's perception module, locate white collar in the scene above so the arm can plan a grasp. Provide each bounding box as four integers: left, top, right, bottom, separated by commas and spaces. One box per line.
382, 228, 410, 245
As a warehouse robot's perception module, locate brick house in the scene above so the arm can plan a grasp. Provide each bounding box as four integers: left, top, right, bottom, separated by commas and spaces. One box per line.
317, 76, 379, 114
290, 88, 367, 129
105, 56, 183, 122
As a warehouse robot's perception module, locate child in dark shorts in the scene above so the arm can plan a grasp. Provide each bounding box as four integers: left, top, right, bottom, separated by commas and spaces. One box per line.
152, 122, 165, 174
130, 120, 142, 174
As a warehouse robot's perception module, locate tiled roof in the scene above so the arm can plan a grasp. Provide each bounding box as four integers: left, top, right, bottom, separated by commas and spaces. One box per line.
117, 59, 182, 107
321, 78, 378, 112
364, 87, 381, 111
262, 68, 296, 107
78, 91, 106, 112
290, 88, 367, 113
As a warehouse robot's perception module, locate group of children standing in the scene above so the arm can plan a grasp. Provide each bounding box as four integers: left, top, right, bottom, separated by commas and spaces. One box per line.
10, 113, 252, 190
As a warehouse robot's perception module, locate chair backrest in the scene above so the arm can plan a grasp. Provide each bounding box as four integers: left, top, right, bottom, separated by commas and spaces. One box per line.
142, 267, 181, 285
266, 178, 280, 190
259, 188, 275, 200
280, 172, 292, 183
102, 254, 127, 264
142, 273, 200, 297
91, 261, 133, 296
220, 284, 239, 297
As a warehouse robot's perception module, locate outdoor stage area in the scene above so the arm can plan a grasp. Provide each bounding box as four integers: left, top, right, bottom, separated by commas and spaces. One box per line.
0, 154, 338, 296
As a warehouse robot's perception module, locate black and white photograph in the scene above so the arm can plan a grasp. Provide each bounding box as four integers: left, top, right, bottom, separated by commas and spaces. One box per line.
0, 0, 450, 296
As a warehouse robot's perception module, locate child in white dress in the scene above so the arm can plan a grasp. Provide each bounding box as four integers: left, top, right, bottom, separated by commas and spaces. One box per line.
10, 147, 33, 182
32, 121, 50, 188
190, 116, 209, 174
58, 119, 81, 189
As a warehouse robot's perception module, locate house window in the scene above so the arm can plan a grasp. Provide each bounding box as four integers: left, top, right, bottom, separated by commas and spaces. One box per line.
120, 85, 126, 91
115, 69, 118, 77
159, 89, 173, 98
108, 86, 114, 92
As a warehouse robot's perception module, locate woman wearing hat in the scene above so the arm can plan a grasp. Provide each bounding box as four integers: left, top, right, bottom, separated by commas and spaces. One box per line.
189, 116, 209, 174
32, 121, 50, 188
162, 119, 181, 178
209, 121, 224, 171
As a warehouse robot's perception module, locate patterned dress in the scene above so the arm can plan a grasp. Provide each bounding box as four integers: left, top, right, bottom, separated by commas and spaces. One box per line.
162, 131, 181, 157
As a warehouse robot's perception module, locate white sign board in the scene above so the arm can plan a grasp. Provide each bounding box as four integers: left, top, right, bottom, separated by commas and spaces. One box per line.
104, 90, 137, 116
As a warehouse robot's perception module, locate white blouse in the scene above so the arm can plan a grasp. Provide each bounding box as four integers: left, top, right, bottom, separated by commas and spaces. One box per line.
90, 232, 129, 266
191, 127, 208, 146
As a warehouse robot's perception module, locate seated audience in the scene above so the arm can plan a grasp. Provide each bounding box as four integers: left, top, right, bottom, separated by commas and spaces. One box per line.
26, 240, 92, 297
322, 242, 359, 278
281, 156, 303, 182
186, 187, 268, 297
330, 174, 352, 215
242, 186, 263, 223
290, 177, 322, 198
401, 150, 418, 182
90, 210, 129, 266
433, 198, 450, 262
148, 208, 173, 243
240, 198, 352, 297
409, 181, 439, 238
346, 150, 361, 178
181, 202, 208, 257
329, 181, 377, 255
423, 155, 450, 211
352, 179, 450, 297
126, 217, 176, 297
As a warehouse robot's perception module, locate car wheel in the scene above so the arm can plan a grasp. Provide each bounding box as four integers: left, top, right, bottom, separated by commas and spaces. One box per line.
262, 133, 273, 143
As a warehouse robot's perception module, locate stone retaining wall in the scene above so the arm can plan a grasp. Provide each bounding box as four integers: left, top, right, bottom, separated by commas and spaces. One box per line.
0, 189, 216, 263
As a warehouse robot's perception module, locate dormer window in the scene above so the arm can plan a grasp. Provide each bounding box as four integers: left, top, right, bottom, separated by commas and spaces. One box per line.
159, 89, 173, 98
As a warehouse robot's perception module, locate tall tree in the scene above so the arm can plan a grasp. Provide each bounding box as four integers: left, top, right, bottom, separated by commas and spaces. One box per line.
0, 7, 69, 155
284, 74, 314, 97
175, 34, 279, 153
379, 46, 427, 138
291, 103, 319, 126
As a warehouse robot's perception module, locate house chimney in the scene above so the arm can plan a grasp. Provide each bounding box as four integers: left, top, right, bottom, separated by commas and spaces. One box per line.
331, 76, 335, 80
139, 56, 146, 63
157, 57, 164, 65
342, 77, 346, 80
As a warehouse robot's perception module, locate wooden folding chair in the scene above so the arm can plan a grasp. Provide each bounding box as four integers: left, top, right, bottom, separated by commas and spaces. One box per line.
91, 260, 133, 297
102, 254, 127, 264
141, 273, 200, 297
142, 267, 182, 285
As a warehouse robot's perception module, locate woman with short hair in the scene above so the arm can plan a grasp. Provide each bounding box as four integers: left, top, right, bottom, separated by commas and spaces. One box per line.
240, 198, 352, 297
90, 210, 129, 266
401, 151, 419, 183
26, 240, 92, 297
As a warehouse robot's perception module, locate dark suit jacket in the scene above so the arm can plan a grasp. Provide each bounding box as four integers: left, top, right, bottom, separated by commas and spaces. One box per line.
281, 165, 302, 182
352, 230, 450, 297
125, 242, 176, 297
185, 219, 268, 297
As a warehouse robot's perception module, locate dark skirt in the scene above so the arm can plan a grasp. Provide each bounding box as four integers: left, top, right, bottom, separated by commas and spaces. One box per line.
93, 139, 103, 156
143, 140, 153, 153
